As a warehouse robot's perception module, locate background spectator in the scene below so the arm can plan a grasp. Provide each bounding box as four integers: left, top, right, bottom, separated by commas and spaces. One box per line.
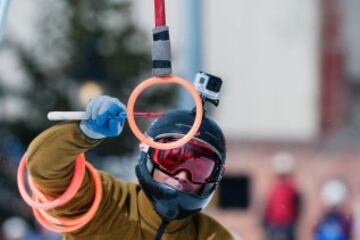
263, 152, 302, 240
314, 178, 352, 240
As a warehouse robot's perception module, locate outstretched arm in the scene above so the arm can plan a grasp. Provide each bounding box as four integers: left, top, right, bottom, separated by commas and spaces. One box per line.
26, 121, 101, 200
26, 96, 128, 236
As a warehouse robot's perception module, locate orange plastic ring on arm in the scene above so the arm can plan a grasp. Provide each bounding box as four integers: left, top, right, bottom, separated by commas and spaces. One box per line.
28, 176, 52, 202
127, 76, 203, 150
27, 154, 86, 203
32, 161, 103, 233
17, 154, 86, 210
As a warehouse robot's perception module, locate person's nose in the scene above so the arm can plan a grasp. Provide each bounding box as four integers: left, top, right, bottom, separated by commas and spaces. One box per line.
173, 171, 189, 182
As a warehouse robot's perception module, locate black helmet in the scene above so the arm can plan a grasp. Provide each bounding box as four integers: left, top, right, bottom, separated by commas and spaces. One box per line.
135, 109, 226, 221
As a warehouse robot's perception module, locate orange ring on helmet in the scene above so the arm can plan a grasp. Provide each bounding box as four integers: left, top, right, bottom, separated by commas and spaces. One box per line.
127, 76, 203, 150
17, 154, 86, 210
32, 161, 103, 233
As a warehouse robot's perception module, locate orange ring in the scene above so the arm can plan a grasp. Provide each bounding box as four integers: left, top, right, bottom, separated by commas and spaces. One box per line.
17, 154, 86, 210
32, 161, 103, 233
28, 177, 51, 202
127, 76, 203, 150
28, 174, 54, 202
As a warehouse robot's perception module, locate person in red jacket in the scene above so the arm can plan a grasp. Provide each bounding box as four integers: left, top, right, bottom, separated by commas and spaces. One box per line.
263, 152, 302, 240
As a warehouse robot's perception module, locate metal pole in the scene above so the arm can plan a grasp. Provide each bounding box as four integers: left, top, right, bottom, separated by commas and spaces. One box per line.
180, 0, 203, 108
0, 0, 10, 44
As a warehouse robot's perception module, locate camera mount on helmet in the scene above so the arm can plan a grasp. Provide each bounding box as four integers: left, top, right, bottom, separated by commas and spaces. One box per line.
194, 71, 223, 107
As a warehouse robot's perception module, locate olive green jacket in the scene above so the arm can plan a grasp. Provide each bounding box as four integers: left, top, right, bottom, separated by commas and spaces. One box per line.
26, 122, 235, 240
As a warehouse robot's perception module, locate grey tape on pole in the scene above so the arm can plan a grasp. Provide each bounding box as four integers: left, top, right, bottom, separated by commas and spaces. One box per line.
152, 26, 172, 76
153, 66, 172, 76
153, 40, 171, 62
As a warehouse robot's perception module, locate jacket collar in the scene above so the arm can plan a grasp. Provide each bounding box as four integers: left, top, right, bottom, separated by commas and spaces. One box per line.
138, 190, 192, 233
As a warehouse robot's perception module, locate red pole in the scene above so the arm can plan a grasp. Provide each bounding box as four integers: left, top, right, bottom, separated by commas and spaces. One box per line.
320, 0, 344, 137
154, 0, 166, 27
135, 112, 164, 118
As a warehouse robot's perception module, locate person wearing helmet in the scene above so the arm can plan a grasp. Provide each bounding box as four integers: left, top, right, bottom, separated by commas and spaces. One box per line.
26, 95, 234, 240
263, 152, 302, 240
314, 178, 353, 240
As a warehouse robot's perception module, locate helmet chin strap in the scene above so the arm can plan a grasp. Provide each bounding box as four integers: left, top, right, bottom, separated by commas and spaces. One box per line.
155, 220, 169, 240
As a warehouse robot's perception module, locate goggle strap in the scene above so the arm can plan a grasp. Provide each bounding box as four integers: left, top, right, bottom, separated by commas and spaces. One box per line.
201, 183, 216, 196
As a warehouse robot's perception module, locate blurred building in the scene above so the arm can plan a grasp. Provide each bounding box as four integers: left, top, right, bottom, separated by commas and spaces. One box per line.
133, 0, 360, 239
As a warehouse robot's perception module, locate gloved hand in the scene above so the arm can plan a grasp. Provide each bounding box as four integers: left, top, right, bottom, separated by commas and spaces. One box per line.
80, 96, 127, 139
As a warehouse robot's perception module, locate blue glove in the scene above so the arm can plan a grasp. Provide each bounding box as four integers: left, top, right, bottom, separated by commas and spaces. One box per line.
80, 96, 127, 139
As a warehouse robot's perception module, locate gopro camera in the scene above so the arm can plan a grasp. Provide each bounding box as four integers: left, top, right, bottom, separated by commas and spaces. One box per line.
194, 72, 223, 106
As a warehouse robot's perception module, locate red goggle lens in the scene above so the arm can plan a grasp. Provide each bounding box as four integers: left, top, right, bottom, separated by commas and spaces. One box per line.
152, 138, 221, 184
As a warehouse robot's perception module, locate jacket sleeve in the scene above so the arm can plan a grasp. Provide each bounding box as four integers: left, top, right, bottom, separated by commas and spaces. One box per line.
26, 122, 136, 236
27, 122, 101, 200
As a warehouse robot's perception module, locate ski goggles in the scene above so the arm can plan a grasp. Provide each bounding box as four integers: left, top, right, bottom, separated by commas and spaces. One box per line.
151, 137, 223, 184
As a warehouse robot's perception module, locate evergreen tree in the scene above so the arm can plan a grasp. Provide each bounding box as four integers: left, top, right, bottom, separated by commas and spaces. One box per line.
1, 0, 176, 156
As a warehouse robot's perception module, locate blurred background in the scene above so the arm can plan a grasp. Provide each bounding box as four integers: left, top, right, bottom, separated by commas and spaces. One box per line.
1, 0, 360, 239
